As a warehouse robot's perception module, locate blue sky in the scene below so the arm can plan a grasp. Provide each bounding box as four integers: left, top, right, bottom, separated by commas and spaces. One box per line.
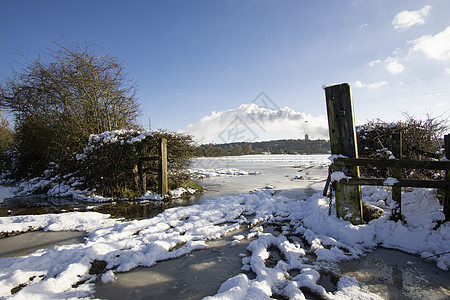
1, 0, 450, 143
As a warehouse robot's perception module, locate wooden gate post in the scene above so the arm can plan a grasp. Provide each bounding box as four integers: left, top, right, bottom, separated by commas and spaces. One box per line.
138, 159, 147, 193
324, 83, 363, 224
158, 137, 168, 197
391, 133, 403, 221
445, 134, 450, 220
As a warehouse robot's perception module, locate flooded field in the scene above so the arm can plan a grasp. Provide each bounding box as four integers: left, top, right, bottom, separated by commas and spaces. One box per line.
0, 154, 329, 219
1, 155, 448, 299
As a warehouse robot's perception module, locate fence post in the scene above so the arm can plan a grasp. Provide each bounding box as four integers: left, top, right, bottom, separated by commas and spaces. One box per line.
159, 137, 168, 197
324, 83, 363, 225
445, 134, 450, 220
391, 133, 403, 221
133, 164, 140, 192
138, 159, 146, 194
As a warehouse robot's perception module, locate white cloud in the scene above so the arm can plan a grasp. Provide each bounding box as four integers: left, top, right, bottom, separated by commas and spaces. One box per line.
409, 26, 450, 61
181, 103, 329, 144
358, 23, 368, 30
354, 80, 388, 89
369, 59, 381, 67
444, 67, 450, 75
369, 57, 405, 74
385, 57, 405, 74
393, 5, 432, 30
435, 100, 449, 107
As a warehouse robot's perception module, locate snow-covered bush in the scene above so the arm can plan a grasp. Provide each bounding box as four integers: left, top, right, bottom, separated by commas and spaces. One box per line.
78, 129, 196, 198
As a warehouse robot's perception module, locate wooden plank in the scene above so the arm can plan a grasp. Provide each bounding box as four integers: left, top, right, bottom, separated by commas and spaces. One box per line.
333, 157, 450, 170
133, 164, 139, 192
324, 83, 363, 224
324, 83, 359, 158
158, 138, 168, 197
445, 134, 450, 220
337, 178, 450, 189
391, 133, 402, 220
138, 161, 146, 193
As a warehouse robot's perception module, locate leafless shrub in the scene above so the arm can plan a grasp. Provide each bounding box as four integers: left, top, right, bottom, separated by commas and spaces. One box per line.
0, 42, 141, 178
357, 114, 448, 179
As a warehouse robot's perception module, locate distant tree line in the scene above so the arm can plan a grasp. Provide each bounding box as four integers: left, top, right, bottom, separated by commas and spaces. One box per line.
195, 114, 447, 164
195, 139, 330, 157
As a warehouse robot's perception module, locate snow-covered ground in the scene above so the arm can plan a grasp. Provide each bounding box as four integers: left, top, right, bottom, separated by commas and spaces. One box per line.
0, 155, 448, 299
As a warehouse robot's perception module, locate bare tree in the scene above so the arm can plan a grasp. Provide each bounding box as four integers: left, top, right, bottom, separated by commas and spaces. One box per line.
0, 42, 142, 178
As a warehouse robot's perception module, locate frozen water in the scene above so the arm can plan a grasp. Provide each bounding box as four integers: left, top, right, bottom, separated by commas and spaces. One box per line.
0, 154, 448, 299
192, 154, 329, 203
0, 231, 86, 258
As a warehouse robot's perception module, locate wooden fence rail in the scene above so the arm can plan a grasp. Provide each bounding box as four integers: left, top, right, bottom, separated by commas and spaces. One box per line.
332, 135, 450, 221
324, 83, 450, 223
134, 137, 168, 197
332, 157, 450, 171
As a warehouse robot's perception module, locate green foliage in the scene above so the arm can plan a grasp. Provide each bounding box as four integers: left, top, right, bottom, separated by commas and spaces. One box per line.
179, 181, 204, 193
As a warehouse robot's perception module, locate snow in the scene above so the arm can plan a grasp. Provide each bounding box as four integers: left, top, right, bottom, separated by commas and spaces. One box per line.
86, 129, 155, 147
322, 83, 342, 89
0, 212, 118, 233
170, 187, 197, 198
331, 171, 349, 182
0, 155, 449, 299
383, 177, 399, 186
189, 168, 260, 178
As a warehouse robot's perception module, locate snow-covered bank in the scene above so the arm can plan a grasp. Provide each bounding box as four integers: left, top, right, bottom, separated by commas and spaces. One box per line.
189, 167, 260, 178
0, 212, 118, 233
190, 154, 329, 179
193, 154, 330, 166
0, 184, 448, 299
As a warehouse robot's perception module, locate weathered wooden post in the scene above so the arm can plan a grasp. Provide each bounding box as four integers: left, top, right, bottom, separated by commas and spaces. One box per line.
324, 83, 363, 224
391, 133, 403, 221
133, 164, 140, 192
159, 137, 168, 197
445, 134, 450, 220
138, 159, 147, 193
